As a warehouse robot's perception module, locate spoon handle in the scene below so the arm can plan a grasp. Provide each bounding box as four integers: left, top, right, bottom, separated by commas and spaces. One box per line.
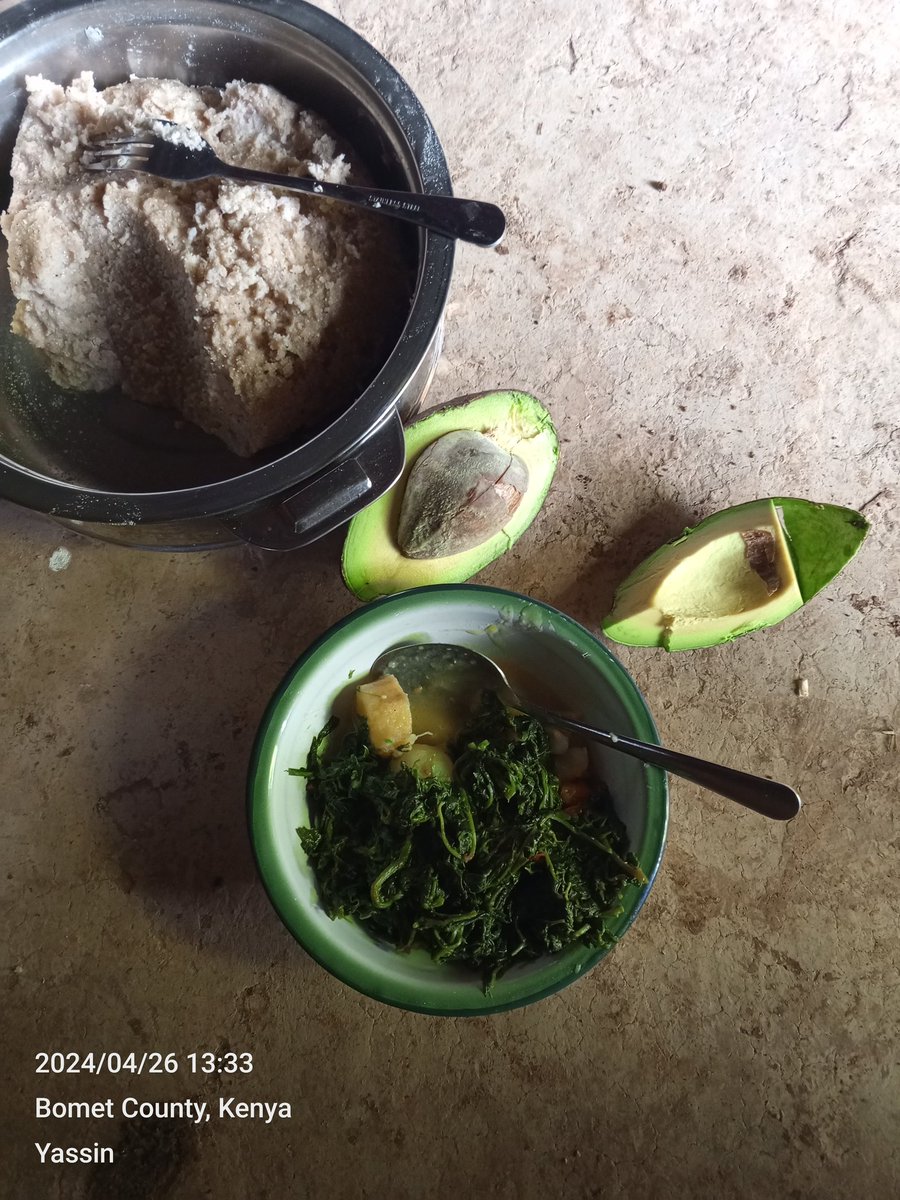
225, 165, 506, 247
519, 706, 801, 821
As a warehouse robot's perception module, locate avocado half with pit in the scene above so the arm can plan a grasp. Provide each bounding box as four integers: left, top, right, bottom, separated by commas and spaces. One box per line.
602, 498, 868, 651
342, 391, 558, 600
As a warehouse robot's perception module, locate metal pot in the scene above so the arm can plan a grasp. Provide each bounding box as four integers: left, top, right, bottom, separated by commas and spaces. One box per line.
0, 0, 454, 549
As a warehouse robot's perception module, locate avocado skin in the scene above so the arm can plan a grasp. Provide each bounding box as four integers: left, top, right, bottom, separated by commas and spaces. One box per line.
341, 390, 559, 601
774, 498, 869, 602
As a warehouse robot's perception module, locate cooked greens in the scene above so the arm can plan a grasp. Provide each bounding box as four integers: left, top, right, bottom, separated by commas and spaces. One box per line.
295, 691, 645, 990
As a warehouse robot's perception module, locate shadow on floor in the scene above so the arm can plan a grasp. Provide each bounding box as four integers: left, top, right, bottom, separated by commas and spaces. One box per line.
548, 498, 695, 630
91, 528, 355, 966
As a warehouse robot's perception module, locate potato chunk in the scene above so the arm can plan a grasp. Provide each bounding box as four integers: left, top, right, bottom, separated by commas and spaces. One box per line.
554, 746, 589, 783
356, 674, 413, 756
389, 744, 454, 781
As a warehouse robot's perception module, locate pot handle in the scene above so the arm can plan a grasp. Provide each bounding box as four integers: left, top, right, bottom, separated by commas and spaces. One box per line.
223, 409, 406, 550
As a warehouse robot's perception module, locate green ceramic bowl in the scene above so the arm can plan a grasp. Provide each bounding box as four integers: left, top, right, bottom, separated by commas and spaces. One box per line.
248, 585, 668, 1015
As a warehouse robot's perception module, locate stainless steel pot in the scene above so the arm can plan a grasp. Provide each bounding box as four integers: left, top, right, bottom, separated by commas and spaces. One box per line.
0, 0, 454, 549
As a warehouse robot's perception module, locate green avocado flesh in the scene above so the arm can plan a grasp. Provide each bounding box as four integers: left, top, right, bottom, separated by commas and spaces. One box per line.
602, 498, 868, 651
342, 391, 559, 600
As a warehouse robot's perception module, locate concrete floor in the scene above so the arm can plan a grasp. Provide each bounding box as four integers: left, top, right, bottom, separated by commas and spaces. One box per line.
3, 1, 899, 1197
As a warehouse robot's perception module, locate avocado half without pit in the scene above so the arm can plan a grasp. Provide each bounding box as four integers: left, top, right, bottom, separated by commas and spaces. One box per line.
602, 497, 868, 651
342, 391, 558, 600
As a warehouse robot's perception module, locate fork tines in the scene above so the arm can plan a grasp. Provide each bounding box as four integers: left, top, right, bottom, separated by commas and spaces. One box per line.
85, 133, 155, 149
81, 133, 155, 171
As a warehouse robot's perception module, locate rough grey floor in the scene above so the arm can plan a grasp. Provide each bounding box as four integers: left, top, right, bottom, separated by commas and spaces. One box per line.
3, 1, 899, 1197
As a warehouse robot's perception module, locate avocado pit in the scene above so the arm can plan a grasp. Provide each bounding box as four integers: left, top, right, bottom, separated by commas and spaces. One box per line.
397, 430, 529, 559
740, 529, 780, 595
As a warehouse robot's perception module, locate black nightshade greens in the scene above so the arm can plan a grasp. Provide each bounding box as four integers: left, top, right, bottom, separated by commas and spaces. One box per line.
294, 691, 646, 990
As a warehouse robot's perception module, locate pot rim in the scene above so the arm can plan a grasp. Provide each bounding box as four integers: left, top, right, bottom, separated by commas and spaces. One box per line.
0, 0, 454, 523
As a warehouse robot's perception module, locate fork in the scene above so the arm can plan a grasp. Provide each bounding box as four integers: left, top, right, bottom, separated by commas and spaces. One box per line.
82, 128, 506, 248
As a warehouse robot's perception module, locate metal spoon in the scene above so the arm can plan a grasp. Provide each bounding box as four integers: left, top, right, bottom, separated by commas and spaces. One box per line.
370, 642, 802, 821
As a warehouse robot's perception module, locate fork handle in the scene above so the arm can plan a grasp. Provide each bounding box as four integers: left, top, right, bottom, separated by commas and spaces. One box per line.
221, 164, 505, 248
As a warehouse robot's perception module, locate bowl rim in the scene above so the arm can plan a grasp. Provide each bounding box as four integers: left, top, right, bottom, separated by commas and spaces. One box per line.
247, 584, 669, 1015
